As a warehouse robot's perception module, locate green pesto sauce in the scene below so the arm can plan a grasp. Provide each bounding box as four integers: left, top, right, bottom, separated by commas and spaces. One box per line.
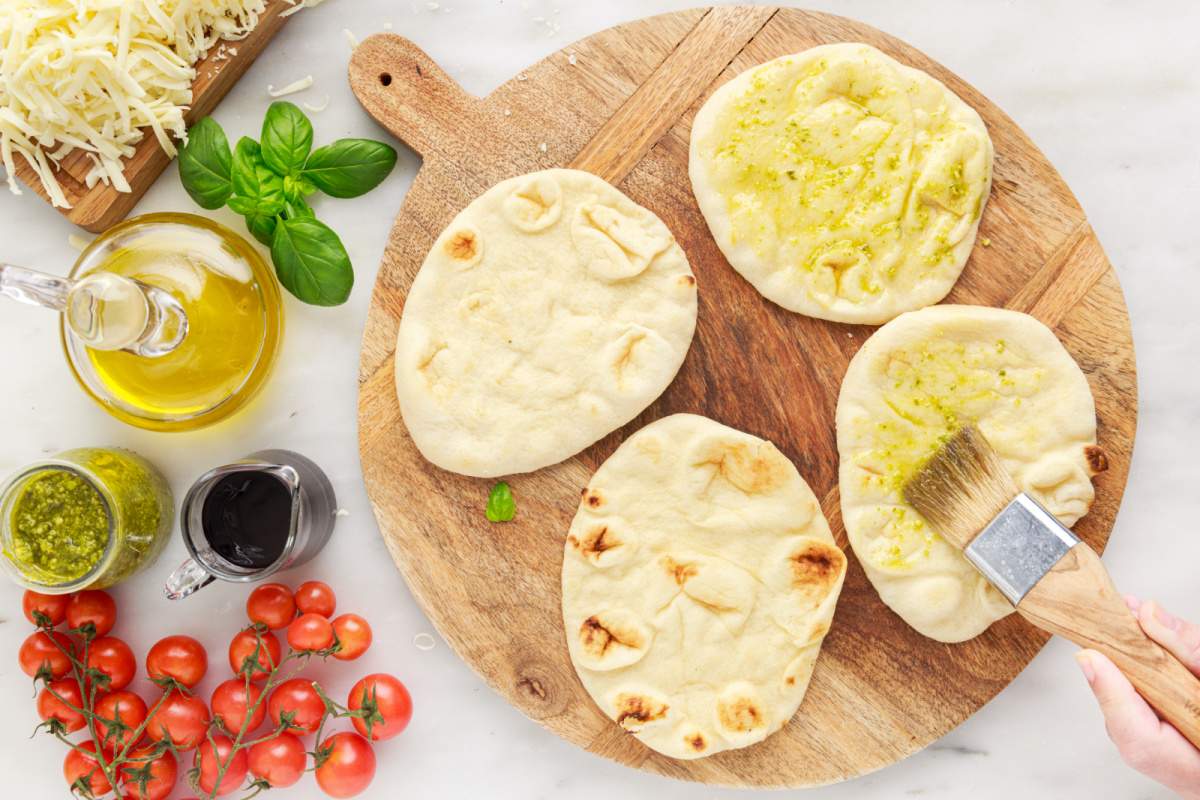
10, 470, 109, 582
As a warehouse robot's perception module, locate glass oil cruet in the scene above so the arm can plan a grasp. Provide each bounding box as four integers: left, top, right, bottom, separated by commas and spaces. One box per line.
0, 262, 189, 357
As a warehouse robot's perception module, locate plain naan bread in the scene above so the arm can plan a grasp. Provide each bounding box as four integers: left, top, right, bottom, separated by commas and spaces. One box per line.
837, 305, 1106, 642
689, 43, 993, 324
562, 414, 846, 759
395, 169, 698, 477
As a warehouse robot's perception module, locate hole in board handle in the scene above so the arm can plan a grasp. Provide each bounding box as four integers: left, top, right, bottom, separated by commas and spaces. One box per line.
380, 73, 392, 87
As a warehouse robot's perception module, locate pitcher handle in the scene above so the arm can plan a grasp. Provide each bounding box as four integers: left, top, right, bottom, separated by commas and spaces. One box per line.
164, 557, 215, 600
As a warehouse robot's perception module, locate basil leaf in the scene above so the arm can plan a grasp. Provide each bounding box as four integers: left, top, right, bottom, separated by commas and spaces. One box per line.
301, 138, 397, 198
270, 217, 353, 306
245, 212, 279, 246
283, 173, 316, 203
485, 482, 516, 523
260, 101, 313, 177
178, 117, 232, 209
285, 197, 315, 219
231, 138, 285, 217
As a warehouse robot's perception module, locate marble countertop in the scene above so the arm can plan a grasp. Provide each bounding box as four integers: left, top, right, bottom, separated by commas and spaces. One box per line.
2, 1, 1197, 797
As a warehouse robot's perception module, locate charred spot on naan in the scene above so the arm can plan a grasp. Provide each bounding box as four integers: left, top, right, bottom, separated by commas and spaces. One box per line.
567, 522, 633, 567
788, 539, 847, 605
581, 487, 605, 510
1085, 445, 1108, 475
442, 224, 483, 267
716, 685, 769, 739
660, 555, 698, 586
613, 691, 670, 732
577, 610, 652, 670
693, 438, 791, 496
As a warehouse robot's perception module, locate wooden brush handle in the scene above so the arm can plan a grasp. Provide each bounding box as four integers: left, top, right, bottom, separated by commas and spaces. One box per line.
1017, 544, 1200, 748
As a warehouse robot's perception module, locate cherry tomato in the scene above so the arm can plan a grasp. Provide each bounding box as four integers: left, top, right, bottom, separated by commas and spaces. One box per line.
19, 630, 74, 679
119, 745, 177, 800
87, 635, 136, 690
195, 733, 248, 797
287, 612, 334, 651
248, 731, 306, 788
294, 581, 336, 617
268, 678, 325, 734
228, 628, 281, 681
23, 590, 68, 627
211, 679, 266, 736
331, 614, 372, 661
65, 590, 116, 636
146, 635, 207, 688
246, 583, 296, 629
146, 690, 211, 750
94, 690, 149, 749
64, 740, 113, 796
347, 674, 413, 741
315, 732, 375, 798
38, 678, 86, 733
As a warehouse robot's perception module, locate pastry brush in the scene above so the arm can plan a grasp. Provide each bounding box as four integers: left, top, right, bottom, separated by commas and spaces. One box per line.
904, 425, 1200, 748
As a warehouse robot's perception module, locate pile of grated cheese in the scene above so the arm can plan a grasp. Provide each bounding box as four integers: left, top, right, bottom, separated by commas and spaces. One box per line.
0, 0, 303, 208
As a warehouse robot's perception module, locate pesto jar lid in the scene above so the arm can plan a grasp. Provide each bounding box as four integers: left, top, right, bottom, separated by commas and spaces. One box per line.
0, 447, 173, 593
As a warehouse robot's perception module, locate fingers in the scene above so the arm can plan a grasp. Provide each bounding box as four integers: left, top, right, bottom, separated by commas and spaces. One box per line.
1132, 597, 1200, 676
1078, 649, 1200, 797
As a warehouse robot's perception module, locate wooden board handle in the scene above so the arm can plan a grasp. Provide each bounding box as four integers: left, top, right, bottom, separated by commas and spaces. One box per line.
1018, 545, 1200, 748
349, 34, 484, 161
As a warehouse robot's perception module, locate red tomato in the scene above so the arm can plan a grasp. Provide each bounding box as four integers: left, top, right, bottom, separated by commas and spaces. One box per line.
211, 679, 266, 736
19, 630, 74, 679
246, 583, 296, 629
195, 734, 248, 797
287, 612, 334, 651
315, 732, 375, 798
146, 690, 211, 750
63, 740, 113, 796
347, 674, 413, 741
87, 635, 136, 690
248, 731, 306, 788
146, 635, 207, 687
38, 678, 86, 733
94, 690, 149, 749
294, 581, 336, 617
65, 590, 117, 636
267, 678, 325, 734
119, 745, 177, 800
331, 614, 372, 661
23, 590, 68, 627
228, 628, 281, 681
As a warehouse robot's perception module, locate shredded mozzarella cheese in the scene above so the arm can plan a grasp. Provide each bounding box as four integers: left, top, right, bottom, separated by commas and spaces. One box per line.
0, 0, 274, 207
267, 74, 312, 97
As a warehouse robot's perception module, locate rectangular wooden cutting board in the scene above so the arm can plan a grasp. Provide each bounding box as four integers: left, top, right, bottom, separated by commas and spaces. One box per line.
9, 0, 294, 232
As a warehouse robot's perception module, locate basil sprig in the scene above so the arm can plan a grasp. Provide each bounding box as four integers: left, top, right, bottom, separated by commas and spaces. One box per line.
177, 101, 397, 307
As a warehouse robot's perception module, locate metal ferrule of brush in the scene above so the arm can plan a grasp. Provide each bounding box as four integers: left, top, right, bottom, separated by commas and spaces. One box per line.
963, 493, 1080, 606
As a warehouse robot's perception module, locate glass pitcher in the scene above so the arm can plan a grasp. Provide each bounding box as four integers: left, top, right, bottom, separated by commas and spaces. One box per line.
165, 449, 337, 599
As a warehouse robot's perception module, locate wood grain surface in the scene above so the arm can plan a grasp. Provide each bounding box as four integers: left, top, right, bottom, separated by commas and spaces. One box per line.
350, 7, 1137, 788
11, 0, 293, 232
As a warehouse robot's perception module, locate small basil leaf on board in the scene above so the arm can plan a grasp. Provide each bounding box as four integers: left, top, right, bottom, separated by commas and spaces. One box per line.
301, 139, 398, 198
178, 117, 233, 209
261, 101, 314, 176
271, 218, 353, 306
486, 482, 516, 523
231, 138, 285, 216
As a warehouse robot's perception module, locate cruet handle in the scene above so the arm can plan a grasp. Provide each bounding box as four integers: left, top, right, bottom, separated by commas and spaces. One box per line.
0, 263, 71, 311
164, 557, 215, 600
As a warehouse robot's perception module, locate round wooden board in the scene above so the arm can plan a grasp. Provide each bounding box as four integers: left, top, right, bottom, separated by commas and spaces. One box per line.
350, 7, 1137, 788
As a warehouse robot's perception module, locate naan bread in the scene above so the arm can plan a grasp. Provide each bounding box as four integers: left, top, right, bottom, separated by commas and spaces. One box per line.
836, 305, 1106, 642
395, 169, 698, 477
562, 414, 846, 759
689, 43, 993, 324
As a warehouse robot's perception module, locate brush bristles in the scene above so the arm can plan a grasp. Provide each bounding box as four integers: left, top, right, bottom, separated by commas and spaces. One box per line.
902, 425, 1020, 551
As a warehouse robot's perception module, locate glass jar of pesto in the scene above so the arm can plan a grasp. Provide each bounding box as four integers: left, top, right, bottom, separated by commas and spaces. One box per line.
0, 447, 173, 592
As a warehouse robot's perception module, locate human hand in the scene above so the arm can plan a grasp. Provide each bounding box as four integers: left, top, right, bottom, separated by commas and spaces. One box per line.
1076, 596, 1200, 799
